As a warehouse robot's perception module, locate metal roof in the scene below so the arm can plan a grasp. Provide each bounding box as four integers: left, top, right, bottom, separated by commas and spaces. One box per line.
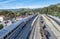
0, 15, 33, 38
0, 19, 23, 38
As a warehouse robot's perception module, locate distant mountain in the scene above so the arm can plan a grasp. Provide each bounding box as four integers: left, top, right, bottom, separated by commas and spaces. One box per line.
0, 8, 33, 12
0, 9, 20, 12
49, 3, 60, 7
56, 3, 60, 7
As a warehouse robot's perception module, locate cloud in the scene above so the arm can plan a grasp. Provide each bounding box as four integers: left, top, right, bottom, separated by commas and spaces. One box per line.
0, 0, 48, 9
0, 0, 60, 9
13, 5, 49, 9
0, 0, 17, 4
0, 4, 49, 9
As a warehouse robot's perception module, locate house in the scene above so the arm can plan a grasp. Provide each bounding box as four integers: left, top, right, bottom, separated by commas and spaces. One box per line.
16, 16, 25, 21
2, 20, 12, 26
0, 15, 5, 22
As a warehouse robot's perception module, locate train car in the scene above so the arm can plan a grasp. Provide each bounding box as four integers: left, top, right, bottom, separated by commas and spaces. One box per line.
0, 19, 24, 39
0, 15, 35, 39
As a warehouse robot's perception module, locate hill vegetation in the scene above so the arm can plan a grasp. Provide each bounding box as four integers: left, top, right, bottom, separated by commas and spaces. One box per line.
37, 3, 60, 17
0, 3, 60, 20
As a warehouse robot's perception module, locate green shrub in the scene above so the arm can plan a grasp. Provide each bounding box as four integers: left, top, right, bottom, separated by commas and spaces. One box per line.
0, 24, 3, 29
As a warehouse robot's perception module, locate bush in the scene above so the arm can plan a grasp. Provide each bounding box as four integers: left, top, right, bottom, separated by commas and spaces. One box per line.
0, 24, 3, 29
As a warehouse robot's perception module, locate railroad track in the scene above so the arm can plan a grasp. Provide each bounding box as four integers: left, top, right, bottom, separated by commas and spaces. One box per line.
29, 15, 47, 39
46, 15, 60, 33
47, 15, 60, 25
15, 16, 36, 39
42, 14, 60, 39
29, 15, 42, 39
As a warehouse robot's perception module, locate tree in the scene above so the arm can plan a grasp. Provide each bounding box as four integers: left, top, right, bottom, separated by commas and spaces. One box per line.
0, 24, 3, 29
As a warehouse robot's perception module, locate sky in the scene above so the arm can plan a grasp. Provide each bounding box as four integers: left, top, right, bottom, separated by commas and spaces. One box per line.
0, 0, 60, 9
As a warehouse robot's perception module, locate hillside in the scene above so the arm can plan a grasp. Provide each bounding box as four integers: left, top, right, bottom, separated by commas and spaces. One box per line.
37, 3, 60, 17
